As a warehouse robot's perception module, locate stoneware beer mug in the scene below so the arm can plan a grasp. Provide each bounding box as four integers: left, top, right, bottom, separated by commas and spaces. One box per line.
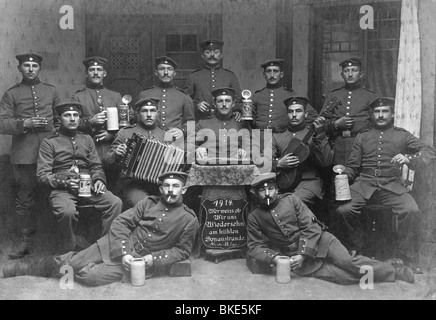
275, 256, 291, 284
78, 174, 92, 197
106, 105, 119, 131
130, 258, 146, 286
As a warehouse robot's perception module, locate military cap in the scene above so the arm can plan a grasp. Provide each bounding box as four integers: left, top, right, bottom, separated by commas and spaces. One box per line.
55, 102, 83, 116
339, 57, 362, 68
16, 53, 43, 65
199, 39, 224, 51
211, 87, 236, 99
158, 171, 188, 184
369, 97, 395, 110
83, 56, 108, 69
134, 97, 160, 110
283, 96, 310, 109
260, 59, 284, 69
155, 56, 178, 69
251, 173, 277, 188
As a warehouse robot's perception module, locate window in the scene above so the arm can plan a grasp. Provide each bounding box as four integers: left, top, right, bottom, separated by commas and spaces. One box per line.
110, 34, 140, 70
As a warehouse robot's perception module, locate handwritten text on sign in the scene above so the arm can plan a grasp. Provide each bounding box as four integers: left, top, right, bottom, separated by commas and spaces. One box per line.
201, 198, 247, 250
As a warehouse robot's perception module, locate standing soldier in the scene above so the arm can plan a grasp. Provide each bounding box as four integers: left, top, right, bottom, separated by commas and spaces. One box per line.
137, 56, 195, 143
72, 56, 123, 188
321, 57, 378, 167
252, 59, 318, 132
0, 53, 61, 259
184, 39, 243, 120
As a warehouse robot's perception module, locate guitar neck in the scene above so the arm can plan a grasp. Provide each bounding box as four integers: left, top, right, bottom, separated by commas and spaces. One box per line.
301, 125, 316, 144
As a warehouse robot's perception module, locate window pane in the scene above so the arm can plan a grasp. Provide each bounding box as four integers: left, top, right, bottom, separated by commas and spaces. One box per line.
182, 34, 197, 52
166, 34, 181, 52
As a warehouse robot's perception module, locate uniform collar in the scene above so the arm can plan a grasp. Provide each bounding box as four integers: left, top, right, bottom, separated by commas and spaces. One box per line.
58, 126, 77, 137
21, 77, 41, 86
215, 112, 233, 121
344, 82, 362, 91
157, 82, 175, 89
138, 121, 157, 131
204, 64, 222, 71
86, 82, 105, 90
373, 122, 394, 131
266, 81, 283, 90
287, 122, 306, 132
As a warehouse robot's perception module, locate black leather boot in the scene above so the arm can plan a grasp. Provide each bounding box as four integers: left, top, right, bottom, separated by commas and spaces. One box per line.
2, 256, 57, 278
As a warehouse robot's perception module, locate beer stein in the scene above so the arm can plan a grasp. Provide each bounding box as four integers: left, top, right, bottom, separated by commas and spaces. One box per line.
241, 89, 253, 121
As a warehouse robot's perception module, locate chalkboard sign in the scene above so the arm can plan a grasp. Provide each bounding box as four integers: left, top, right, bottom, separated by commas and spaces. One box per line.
201, 197, 247, 250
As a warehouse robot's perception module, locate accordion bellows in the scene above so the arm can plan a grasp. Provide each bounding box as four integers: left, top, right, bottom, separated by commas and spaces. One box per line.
121, 133, 186, 184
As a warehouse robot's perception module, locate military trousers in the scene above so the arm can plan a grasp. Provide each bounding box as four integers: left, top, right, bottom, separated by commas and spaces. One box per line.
55, 240, 125, 286
335, 188, 419, 262
49, 189, 122, 252
307, 238, 395, 285
115, 179, 160, 210
12, 164, 39, 232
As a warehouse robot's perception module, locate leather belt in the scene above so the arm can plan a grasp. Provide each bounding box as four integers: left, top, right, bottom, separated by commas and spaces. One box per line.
361, 167, 400, 177
52, 168, 90, 174
340, 130, 358, 138
134, 240, 151, 256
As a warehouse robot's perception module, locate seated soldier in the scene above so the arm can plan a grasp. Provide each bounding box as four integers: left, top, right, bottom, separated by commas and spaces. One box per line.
2, 171, 199, 287
247, 172, 415, 285
188, 87, 251, 163
36, 102, 123, 253
102, 97, 176, 210
270, 96, 333, 207
336, 97, 435, 272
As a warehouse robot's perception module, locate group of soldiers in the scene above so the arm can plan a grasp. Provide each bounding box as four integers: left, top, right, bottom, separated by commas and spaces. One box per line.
0, 38, 435, 287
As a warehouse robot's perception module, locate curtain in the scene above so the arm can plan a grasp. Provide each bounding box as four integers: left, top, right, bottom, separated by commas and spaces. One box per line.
394, 0, 421, 137
394, 0, 421, 190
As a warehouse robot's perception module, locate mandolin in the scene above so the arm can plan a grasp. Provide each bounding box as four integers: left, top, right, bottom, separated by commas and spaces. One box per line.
276, 97, 341, 190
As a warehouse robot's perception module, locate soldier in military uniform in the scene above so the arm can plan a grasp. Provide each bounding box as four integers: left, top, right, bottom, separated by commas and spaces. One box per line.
247, 173, 415, 285
103, 97, 174, 209
184, 39, 243, 120
271, 97, 333, 206
137, 56, 194, 142
336, 97, 435, 272
252, 59, 318, 131
3, 171, 199, 287
320, 57, 378, 167
0, 53, 61, 259
72, 56, 123, 189
188, 87, 251, 162
37, 102, 123, 253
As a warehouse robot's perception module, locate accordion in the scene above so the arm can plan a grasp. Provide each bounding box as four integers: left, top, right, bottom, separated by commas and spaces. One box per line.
121, 133, 187, 184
